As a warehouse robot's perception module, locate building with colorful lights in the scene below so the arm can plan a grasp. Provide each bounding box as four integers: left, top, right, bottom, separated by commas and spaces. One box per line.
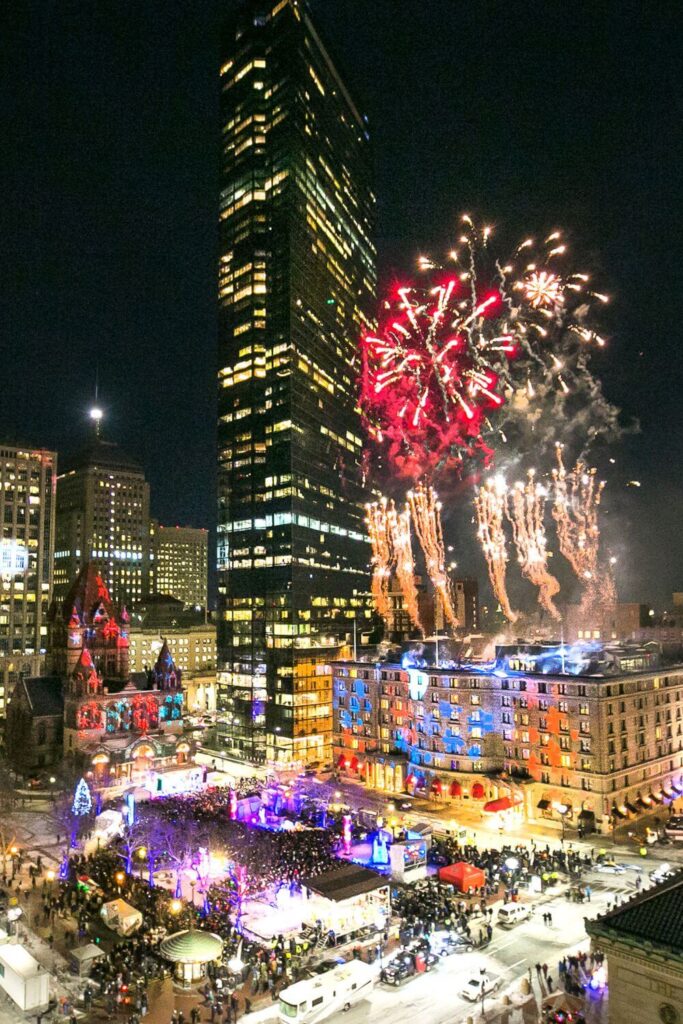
5, 563, 187, 782
0, 445, 56, 716
216, 0, 376, 766
151, 522, 208, 609
54, 438, 151, 609
333, 645, 683, 834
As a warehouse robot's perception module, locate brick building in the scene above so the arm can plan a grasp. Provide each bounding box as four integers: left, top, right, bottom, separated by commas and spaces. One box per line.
333, 645, 683, 834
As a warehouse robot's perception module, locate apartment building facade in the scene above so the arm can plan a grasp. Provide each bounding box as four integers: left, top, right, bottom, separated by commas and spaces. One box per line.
333, 653, 683, 834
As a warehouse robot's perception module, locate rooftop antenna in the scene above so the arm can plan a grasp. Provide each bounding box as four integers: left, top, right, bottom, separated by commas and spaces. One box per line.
89, 366, 103, 438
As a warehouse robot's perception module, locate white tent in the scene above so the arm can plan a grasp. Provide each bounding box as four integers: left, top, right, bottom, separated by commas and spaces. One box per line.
101, 899, 143, 936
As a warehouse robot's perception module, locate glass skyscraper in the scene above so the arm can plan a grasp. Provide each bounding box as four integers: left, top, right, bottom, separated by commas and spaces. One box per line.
217, 0, 376, 765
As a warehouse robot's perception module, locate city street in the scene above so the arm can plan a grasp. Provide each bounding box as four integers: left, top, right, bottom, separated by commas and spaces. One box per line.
242, 860, 633, 1024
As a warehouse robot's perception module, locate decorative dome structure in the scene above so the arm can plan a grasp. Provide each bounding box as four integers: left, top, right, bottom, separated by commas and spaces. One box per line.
159, 929, 223, 986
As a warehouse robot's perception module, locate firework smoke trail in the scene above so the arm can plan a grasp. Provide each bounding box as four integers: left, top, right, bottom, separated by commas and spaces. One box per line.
408, 483, 459, 629
552, 444, 616, 616
474, 476, 518, 623
386, 501, 423, 633
506, 471, 561, 620
366, 500, 394, 627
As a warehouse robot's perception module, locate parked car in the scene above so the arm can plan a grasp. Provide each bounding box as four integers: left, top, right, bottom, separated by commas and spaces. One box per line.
497, 903, 531, 927
595, 860, 627, 874
650, 863, 677, 885
430, 930, 474, 956
382, 949, 438, 986
460, 972, 500, 1001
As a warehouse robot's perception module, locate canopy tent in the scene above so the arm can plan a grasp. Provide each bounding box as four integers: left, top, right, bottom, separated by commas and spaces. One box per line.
100, 899, 143, 937
438, 861, 486, 893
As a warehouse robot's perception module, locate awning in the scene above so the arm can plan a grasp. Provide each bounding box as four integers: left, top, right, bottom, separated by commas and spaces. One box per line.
578, 809, 595, 820
483, 796, 517, 813
638, 795, 652, 808
471, 782, 485, 800
673, 780, 683, 794
649, 792, 662, 804
612, 804, 626, 819
662, 786, 675, 799
625, 802, 638, 815
537, 798, 551, 810
449, 781, 462, 798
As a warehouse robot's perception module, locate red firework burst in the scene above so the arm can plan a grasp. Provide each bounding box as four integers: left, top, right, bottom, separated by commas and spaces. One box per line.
360, 278, 517, 478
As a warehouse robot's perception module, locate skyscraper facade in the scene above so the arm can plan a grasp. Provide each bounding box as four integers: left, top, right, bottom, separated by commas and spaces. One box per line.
54, 439, 151, 608
217, 0, 376, 765
0, 445, 56, 712
151, 522, 208, 609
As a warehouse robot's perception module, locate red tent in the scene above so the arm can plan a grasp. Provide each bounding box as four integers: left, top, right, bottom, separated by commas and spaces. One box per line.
438, 861, 486, 893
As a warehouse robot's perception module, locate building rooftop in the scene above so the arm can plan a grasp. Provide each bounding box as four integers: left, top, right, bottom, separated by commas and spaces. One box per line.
302, 863, 387, 902
586, 871, 683, 956
20, 677, 63, 717
60, 438, 142, 476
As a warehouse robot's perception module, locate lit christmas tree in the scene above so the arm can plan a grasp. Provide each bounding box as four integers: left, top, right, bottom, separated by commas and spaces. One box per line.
72, 777, 92, 817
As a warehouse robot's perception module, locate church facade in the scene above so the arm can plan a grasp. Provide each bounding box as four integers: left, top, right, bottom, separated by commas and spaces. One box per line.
6, 563, 191, 785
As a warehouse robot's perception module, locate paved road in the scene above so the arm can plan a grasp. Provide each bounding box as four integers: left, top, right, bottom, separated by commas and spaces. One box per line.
248, 861, 633, 1024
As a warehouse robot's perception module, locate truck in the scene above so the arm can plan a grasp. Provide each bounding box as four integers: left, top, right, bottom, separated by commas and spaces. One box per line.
278, 960, 375, 1023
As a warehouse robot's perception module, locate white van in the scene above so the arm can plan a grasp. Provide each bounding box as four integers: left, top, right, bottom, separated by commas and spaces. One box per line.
497, 903, 531, 927
278, 960, 375, 1023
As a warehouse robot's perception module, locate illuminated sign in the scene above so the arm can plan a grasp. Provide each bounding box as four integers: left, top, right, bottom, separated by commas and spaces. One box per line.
0, 541, 29, 576
402, 839, 427, 870
407, 668, 429, 701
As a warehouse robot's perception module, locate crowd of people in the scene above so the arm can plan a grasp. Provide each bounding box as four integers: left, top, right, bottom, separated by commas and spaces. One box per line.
26, 778, 615, 1024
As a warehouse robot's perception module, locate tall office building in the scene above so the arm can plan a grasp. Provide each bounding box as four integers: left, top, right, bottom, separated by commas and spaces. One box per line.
0, 445, 56, 712
217, 0, 376, 765
54, 438, 151, 608
151, 522, 208, 608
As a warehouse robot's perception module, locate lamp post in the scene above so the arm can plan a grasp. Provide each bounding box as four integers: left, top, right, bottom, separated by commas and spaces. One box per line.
190, 879, 196, 907
115, 870, 125, 895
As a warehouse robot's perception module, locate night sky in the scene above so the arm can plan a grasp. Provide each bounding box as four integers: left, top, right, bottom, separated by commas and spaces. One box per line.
1, 1, 681, 608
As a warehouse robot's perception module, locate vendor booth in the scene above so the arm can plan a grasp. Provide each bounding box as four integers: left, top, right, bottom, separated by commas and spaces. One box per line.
438, 861, 486, 893
159, 929, 223, 987
101, 898, 143, 937
69, 943, 106, 977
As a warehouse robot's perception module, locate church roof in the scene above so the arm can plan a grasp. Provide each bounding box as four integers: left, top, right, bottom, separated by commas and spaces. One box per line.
60, 438, 143, 475
18, 677, 64, 718
61, 563, 118, 625
154, 640, 177, 674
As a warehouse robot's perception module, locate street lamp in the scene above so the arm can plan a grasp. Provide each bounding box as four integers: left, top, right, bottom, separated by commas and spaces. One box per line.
115, 870, 125, 894
169, 898, 182, 916
190, 879, 196, 906
554, 802, 570, 843
137, 847, 147, 879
